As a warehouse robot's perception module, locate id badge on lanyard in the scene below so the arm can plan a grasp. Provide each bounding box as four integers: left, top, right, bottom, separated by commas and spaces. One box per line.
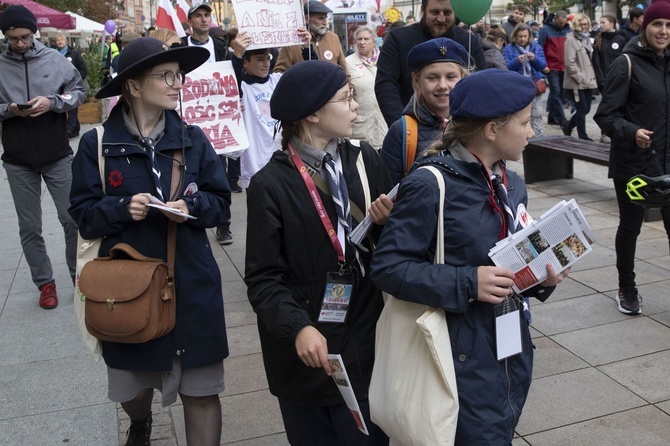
494, 296, 523, 361
318, 271, 355, 323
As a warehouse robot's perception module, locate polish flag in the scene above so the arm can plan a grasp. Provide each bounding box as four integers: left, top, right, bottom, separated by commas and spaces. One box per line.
155, 0, 187, 38
175, 0, 190, 24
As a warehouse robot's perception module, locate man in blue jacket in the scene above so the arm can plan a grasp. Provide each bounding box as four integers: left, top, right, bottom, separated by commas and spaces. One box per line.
375, 0, 487, 127
0, 6, 85, 309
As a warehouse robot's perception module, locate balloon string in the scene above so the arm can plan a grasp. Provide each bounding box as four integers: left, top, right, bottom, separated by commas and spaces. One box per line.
468, 25, 473, 71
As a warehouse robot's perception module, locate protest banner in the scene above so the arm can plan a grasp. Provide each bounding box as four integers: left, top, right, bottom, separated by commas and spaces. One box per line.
181, 61, 249, 157
231, 0, 305, 50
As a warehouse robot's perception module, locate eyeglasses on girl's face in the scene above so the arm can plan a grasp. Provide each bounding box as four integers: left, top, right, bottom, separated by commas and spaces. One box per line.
328, 89, 355, 109
145, 70, 186, 87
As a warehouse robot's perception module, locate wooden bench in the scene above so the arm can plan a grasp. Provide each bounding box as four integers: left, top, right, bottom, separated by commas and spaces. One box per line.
522, 135, 608, 184
522, 135, 661, 221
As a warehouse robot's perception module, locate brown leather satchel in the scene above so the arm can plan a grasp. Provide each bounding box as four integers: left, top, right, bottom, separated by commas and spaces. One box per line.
79, 150, 182, 344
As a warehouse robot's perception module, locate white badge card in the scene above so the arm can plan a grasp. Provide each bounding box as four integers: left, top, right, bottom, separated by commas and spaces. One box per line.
318, 272, 354, 323
494, 298, 523, 361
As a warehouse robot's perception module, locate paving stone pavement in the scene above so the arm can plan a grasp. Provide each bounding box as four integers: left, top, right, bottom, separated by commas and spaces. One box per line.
1, 92, 670, 445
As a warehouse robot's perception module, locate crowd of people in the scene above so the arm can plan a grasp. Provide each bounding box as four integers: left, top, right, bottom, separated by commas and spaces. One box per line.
1, 0, 669, 445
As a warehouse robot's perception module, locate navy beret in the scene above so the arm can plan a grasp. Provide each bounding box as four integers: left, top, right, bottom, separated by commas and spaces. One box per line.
271, 60, 348, 123
304, 0, 332, 15
407, 38, 469, 72
0, 5, 37, 34
449, 70, 536, 120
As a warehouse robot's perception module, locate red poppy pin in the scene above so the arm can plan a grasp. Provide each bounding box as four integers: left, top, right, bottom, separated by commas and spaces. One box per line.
108, 170, 123, 188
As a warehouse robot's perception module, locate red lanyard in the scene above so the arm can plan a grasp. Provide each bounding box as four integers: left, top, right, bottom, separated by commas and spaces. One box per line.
288, 144, 345, 263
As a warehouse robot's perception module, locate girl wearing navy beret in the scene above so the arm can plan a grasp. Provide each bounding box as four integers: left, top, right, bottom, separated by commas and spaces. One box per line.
244, 60, 392, 445
380, 37, 470, 185
371, 69, 571, 445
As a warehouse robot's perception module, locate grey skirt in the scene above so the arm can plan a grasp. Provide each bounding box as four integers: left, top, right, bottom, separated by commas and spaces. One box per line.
108, 357, 225, 406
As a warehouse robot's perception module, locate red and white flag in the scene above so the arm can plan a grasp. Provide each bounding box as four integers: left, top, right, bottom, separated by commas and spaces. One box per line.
155, 0, 187, 38
175, 0, 190, 24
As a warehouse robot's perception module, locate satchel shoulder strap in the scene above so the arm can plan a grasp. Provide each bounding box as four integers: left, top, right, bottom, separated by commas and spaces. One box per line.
418, 166, 445, 265
166, 150, 183, 279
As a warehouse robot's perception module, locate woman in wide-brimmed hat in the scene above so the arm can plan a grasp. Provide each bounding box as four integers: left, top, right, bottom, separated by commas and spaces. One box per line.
69, 37, 232, 446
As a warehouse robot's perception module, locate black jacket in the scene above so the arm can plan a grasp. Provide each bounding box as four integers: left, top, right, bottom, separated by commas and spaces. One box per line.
375, 21, 487, 127
592, 32, 626, 91
244, 140, 392, 406
53, 46, 88, 80
594, 37, 670, 180
618, 25, 640, 44
180, 35, 230, 61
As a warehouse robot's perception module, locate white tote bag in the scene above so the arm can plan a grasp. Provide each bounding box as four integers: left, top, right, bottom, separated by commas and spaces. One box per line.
369, 166, 459, 446
73, 126, 105, 361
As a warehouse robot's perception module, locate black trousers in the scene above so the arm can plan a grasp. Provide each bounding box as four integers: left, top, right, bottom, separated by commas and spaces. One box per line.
613, 178, 670, 290
278, 397, 388, 446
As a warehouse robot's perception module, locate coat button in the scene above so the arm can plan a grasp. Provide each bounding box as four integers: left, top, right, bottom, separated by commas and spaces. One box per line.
315, 161, 320, 167
468, 297, 474, 303
120, 148, 125, 153
104, 149, 109, 153
176, 350, 181, 356
458, 354, 466, 362
118, 198, 124, 203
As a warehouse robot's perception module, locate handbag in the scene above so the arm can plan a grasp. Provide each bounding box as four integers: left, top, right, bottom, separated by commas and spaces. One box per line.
369, 166, 459, 446
77, 142, 182, 344
535, 78, 547, 95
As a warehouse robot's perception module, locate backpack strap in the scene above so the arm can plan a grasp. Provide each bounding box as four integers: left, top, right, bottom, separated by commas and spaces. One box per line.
402, 115, 419, 177
623, 54, 632, 81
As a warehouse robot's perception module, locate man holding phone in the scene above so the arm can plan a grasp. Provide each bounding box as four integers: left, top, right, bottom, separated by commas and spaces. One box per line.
0, 5, 86, 309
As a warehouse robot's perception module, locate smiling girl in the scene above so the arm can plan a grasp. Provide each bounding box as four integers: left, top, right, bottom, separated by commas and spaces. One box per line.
380, 37, 470, 184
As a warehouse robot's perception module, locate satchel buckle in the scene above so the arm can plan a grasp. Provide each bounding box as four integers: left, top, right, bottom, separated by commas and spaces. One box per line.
107, 299, 115, 311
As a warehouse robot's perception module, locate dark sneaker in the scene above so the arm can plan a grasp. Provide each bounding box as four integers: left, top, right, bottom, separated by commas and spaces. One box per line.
230, 183, 243, 193
39, 282, 58, 309
617, 288, 641, 315
561, 121, 572, 136
216, 227, 233, 245
126, 413, 152, 446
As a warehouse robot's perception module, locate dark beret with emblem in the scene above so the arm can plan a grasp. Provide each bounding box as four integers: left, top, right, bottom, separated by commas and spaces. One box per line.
449, 69, 536, 120
96, 37, 210, 99
407, 37, 469, 73
270, 60, 348, 123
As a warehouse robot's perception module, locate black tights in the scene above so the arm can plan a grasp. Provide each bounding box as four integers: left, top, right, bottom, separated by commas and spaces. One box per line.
121, 389, 222, 446
613, 179, 670, 290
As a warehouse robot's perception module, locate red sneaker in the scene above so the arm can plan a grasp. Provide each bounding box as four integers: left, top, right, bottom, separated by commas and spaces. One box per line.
39, 283, 58, 309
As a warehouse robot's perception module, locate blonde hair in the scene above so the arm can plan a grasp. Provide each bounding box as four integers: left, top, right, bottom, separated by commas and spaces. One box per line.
54, 33, 67, 41
571, 14, 591, 32
424, 115, 512, 157
150, 28, 180, 44
280, 120, 314, 150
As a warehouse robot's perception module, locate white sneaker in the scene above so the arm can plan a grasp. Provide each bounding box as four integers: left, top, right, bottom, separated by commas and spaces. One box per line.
599, 134, 611, 144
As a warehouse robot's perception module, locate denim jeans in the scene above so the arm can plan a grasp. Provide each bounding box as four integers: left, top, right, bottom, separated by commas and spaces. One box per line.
546, 70, 566, 123
565, 89, 593, 139
613, 179, 670, 290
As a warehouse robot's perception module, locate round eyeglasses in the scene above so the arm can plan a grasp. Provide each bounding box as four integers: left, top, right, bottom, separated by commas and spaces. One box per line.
145, 70, 186, 87
6, 34, 33, 45
327, 89, 355, 108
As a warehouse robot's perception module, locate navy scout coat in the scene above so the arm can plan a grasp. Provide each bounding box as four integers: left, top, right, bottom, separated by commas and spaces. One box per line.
69, 105, 231, 371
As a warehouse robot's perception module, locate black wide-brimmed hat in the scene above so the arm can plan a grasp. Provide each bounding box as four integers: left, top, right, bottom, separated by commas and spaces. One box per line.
96, 37, 209, 99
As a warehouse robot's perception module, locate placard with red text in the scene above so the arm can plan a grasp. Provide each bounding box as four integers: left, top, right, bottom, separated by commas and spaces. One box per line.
231, 0, 305, 50
181, 61, 248, 157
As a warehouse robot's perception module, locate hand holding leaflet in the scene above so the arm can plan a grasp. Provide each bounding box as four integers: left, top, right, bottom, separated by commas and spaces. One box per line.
349, 184, 399, 247
147, 196, 197, 220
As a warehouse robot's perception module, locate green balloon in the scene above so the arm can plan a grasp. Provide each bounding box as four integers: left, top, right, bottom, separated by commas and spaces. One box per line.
451, 0, 493, 25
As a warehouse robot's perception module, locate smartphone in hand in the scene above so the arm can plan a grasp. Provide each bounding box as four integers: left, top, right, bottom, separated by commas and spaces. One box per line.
16, 104, 33, 110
